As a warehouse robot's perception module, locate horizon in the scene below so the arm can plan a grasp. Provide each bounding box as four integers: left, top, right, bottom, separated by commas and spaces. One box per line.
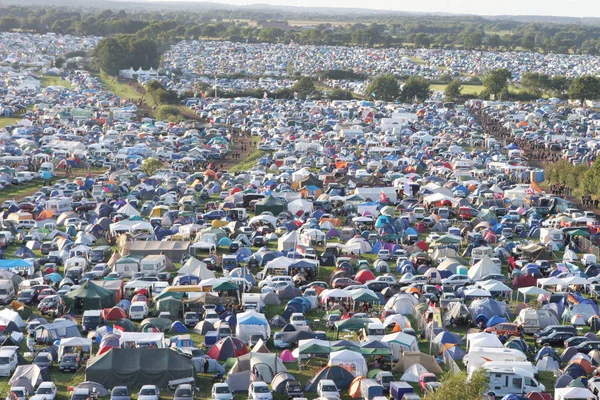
142, 0, 600, 19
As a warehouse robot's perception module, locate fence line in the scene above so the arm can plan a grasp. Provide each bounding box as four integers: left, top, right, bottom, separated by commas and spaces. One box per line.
578, 237, 600, 258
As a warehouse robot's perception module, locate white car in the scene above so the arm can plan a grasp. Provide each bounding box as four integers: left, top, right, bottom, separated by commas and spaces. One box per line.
8, 387, 28, 400
204, 311, 220, 326
441, 275, 472, 287
248, 381, 272, 400
375, 275, 397, 284
0, 347, 19, 376
33, 382, 57, 400
289, 313, 308, 328
137, 385, 160, 400
317, 380, 339, 399
211, 383, 233, 400
377, 249, 391, 260
273, 332, 289, 349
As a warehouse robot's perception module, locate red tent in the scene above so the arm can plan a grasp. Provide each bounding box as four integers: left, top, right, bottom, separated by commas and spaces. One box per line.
354, 269, 375, 284
414, 240, 429, 251
207, 337, 248, 361
102, 307, 127, 321
512, 274, 537, 288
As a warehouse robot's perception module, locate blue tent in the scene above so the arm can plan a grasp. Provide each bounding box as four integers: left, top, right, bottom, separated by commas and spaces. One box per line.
218, 237, 232, 247
446, 345, 465, 361
45, 273, 63, 283
169, 321, 188, 333
486, 316, 509, 328
0, 259, 31, 268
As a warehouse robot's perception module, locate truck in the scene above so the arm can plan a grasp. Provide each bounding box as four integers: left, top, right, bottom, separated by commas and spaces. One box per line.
484, 366, 545, 398
242, 293, 265, 312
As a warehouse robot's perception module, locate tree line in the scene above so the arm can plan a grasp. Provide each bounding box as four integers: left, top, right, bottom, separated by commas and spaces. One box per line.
5, 5, 600, 55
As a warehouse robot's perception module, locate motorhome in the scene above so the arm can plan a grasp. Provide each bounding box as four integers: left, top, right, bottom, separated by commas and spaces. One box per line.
46, 198, 72, 214
483, 366, 545, 398
0, 280, 15, 304
140, 255, 167, 274
465, 346, 527, 370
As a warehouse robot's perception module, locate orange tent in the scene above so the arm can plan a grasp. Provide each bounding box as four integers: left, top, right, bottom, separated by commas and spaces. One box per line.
348, 376, 365, 399
392, 324, 403, 332
407, 287, 421, 295
569, 358, 594, 374
204, 170, 217, 177
37, 210, 54, 221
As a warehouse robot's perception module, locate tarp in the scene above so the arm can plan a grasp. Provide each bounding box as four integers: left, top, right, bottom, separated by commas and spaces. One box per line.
85, 348, 194, 388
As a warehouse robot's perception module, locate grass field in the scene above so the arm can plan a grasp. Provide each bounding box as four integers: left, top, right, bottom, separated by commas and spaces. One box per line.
40, 75, 73, 89
0, 117, 22, 129
430, 83, 483, 95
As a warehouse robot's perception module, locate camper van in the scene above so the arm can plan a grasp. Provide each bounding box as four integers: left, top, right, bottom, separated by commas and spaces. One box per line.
0, 280, 15, 304
465, 347, 527, 370
468, 361, 538, 377
140, 255, 167, 274
484, 366, 545, 398
222, 255, 238, 271
82, 310, 103, 332
129, 301, 150, 320
360, 322, 386, 341
90, 246, 111, 263
46, 198, 72, 214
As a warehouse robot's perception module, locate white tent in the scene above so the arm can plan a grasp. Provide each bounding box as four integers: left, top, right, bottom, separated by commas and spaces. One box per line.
57, 337, 93, 361
117, 203, 141, 217
555, 388, 596, 400
466, 332, 503, 350
381, 332, 419, 361
382, 314, 411, 329
328, 349, 367, 377
0, 309, 25, 328
178, 257, 215, 280
277, 230, 298, 252
467, 255, 500, 280
119, 332, 165, 348
384, 294, 418, 315
536, 355, 560, 372
400, 363, 427, 382
517, 286, 549, 301
288, 199, 313, 216
236, 311, 270, 344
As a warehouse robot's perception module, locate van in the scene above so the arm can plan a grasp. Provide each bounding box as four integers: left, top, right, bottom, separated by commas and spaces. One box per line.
82, 310, 103, 332
90, 246, 111, 263
360, 379, 384, 400
18, 220, 35, 230
484, 366, 545, 398
222, 255, 238, 271
0, 347, 19, 376
0, 280, 15, 304
465, 347, 527, 370
129, 301, 150, 320
360, 322, 385, 341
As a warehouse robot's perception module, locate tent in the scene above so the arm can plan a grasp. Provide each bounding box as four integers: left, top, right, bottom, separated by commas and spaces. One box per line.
304, 365, 354, 392
468, 255, 500, 280
255, 195, 287, 216
85, 348, 194, 388
229, 352, 287, 384
0, 309, 25, 328
57, 337, 92, 361
35, 320, 81, 343
9, 365, 43, 394
328, 349, 367, 377
554, 388, 596, 400
207, 337, 248, 361
271, 371, 297, 393
381, 332, 419, 360
400, 363, 428, 382
235, 311, 270, 344
64, 281, 116, 311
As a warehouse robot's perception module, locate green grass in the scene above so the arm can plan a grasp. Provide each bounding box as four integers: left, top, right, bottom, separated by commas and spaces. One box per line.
97, 74, 153, 105
40, 75, 72, 89
430, 83, 483, 95
229, 149, 264, 172
0, 117, 21, 129
0, 179, 45, 204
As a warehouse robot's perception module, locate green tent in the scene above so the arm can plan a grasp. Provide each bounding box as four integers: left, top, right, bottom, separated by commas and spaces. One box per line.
155, 290, 185, 302
299, 340, 332, 355
213, 281, 239, 292
157, 297, 182, 318
335, 318, 372, 331
86, 348, 194, 388
567, 229, 590, 237
255, 195, 287, 216
64, 280, 116, 311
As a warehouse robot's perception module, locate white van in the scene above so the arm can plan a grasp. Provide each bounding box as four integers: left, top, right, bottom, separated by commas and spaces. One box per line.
18, 220, 36, 230
0, 280, 15, 304
0, 347, 19, 376
484, 366, 545, 398
464, 346, 527, 370
468, 361, 537, 377
129, 301, 150, 320
361, 322, 386, 341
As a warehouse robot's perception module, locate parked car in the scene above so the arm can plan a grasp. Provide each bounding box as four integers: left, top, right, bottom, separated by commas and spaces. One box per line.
211, 383, 233, 400
285, 380, 303, 399
110, 386, 130, 400
34, 382, 57, 400
173, 384, 194, 400
484, 323, 520, 337
536, 331, 574, 346
137, 386, 160, 400
248, 381, 272, 400
419, 373, 438, 392
317, 380, 339, 399
59, 353, 80, 372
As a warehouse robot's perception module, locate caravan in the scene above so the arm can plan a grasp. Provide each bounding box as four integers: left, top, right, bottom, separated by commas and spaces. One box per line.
484, 366, 545, 398
140, 255, 167, 274
465, 346, 527, 370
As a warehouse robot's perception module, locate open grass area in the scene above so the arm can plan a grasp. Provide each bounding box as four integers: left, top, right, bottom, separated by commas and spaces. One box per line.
229, 149, 265, 173
430, 83, 483, 95
0, 117, 22, 129
40, 75, 72, 89
0, 179, 44, 204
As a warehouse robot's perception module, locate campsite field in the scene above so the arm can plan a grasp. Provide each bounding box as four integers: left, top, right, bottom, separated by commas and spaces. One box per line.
40, 75, 73, 89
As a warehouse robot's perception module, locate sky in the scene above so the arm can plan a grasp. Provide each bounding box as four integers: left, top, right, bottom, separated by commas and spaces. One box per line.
155, 0, 600, 18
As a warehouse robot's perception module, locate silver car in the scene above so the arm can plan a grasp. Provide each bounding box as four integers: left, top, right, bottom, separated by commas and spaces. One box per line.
137, 385, 159, 400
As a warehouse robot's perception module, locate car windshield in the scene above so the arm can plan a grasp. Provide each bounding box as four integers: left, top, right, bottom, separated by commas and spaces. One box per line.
34, 355, 48, 363
63, 356, 76, 362
254, 386, 269, 393
322, 385, 337, 392
175, 389, 192, 397
215, 387, 230, 394
113, 389, 128, 396
0, 357, 10, 364
140, 389, 156, 395
37, 387, 52, 394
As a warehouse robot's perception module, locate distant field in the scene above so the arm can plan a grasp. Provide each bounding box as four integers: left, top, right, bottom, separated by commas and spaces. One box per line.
40, 74, 72, 89
430, 83, 483, 95
288, 19, 352, 27
0, 116, 21, 129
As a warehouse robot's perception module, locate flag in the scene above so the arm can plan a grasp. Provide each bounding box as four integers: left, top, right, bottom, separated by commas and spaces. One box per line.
568, 293, 580, 305
379, 191, 387, 203
508, 255, 516, 270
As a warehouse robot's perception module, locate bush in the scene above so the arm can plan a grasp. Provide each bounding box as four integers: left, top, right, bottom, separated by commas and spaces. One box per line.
156, 105, 181, 121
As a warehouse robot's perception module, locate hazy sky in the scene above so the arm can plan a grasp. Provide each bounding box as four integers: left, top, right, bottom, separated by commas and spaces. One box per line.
160, 0, 600, 17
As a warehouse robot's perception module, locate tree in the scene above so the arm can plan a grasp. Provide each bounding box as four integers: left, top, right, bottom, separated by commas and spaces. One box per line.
366, 74, 399, 102
445, 79, 463, 101
483, 68, 512, 99
521, 34, 536, 51
327, 88, 353, 100
141, 157, 164, 175
400, 76, 431, 103
487, 34, 501, 49
92, 37, 126, 76
424, 370, 488, 400
293, 77, 316, 99
549, 76, 570, 96
464, 31, 483, 49
569, 75, 600, 106
521, 72, 550, 96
